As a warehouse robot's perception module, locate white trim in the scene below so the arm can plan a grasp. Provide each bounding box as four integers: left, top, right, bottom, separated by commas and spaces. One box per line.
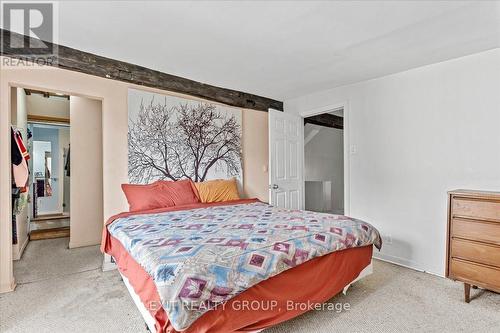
304, 127, 320, 146
373, 252, 425, 273
300, 116, 305, 209
372, 254, 445, 278
12, 236, 29, 261
68, 239, 101, 249
267, 109, 273, 204
299, 101, 350, 215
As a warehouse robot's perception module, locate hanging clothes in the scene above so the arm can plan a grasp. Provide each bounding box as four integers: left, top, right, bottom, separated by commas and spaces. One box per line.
11, 128, 22, 165
16, 130, 30, 192
65, 145, 70, 177
12, 162, 28, 187
36, 179, 45, 198
45, 180, 53, 197
45, 163, 51, 179
15, 131, 30, 162
11, 187, 20, 244
13, 192, 29, 215
11, 127, 29, 188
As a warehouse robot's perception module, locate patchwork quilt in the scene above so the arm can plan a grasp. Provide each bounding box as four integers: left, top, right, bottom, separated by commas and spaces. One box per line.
108, 201, 381, 330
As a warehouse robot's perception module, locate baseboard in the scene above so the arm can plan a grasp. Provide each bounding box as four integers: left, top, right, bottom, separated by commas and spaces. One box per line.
68, 239, 100, 249
373, 252, 425, 273
373, 252, 445, 278
424, 270, 446, 278
0, 280, 16, 293
12, 236, 29, 261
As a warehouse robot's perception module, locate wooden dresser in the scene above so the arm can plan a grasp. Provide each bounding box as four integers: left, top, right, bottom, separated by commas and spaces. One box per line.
446, 190, 500, 302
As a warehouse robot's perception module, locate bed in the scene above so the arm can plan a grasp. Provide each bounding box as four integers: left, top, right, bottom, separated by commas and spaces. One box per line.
101, 198, 381, 333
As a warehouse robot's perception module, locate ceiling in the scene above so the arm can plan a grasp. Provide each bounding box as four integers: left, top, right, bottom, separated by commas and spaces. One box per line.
20, 1, 500, 100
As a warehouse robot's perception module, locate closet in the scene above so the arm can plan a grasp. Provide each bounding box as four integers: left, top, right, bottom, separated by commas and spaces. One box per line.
11, 88, 30, 259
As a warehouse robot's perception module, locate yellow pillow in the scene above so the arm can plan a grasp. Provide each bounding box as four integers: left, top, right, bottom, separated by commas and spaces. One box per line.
194, 178, 240, 203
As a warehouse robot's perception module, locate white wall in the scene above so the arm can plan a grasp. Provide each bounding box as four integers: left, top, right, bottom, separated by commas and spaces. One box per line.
304, 123, 344, 213
69, 96, 103, 248
242, 110, 270, 202
285, 48, 500, 276
27, 94, 70, 119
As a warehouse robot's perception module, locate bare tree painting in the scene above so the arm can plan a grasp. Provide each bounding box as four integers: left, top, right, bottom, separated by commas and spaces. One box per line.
128, 89, 242, 184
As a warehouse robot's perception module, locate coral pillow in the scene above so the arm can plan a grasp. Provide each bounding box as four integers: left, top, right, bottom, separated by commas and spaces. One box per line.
194, 178, 240, 203
121, 179, 199, 212
121, 182, 173, 212
155, 179, 200, 206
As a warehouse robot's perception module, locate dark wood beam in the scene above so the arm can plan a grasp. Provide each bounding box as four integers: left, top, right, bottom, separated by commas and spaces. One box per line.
1, 29, 283, 112
304, 113, 343, 129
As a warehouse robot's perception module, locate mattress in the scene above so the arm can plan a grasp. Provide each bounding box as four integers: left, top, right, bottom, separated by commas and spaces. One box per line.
102, 199, 381, 332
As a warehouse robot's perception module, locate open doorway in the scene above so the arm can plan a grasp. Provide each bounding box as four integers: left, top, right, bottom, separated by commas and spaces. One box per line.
28, 121, 71, 239
11, 85, 103, 274
11, 88, 71, 252
303, 107, 345, 215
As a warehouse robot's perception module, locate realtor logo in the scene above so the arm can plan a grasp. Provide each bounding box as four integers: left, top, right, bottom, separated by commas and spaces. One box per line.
1, 2, 57, 56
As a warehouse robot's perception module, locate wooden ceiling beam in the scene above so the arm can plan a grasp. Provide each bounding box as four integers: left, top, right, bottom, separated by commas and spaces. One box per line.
304, 113, 343, 129
1, 29, 283, 112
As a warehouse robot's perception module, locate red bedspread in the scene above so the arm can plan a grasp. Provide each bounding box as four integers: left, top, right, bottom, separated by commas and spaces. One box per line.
101, 200, 373, 333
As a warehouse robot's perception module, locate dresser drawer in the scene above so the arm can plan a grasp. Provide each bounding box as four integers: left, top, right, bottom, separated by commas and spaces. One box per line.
452, 198, 500, 222
449, 258, 500, 291
451, 239, 500, 268
451, 218, 500, 245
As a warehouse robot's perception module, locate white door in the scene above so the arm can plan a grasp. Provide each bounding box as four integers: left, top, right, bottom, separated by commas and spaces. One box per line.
269, 109, 304, 209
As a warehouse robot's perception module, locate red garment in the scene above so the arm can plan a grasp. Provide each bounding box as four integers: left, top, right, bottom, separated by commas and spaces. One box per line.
12, 130, 29, 188
15, 131, 30, 161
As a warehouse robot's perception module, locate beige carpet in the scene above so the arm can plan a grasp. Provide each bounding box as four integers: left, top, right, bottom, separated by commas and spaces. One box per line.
1, 238, 499, 333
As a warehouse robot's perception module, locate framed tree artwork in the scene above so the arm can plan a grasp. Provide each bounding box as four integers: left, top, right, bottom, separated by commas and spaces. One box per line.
128, 88, 243, 185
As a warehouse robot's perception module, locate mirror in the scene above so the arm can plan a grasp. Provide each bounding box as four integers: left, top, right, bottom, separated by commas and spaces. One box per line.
33, 141, 53, 196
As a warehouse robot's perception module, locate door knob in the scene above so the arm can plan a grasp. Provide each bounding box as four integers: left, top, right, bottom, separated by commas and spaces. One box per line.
272, 184, 279, 190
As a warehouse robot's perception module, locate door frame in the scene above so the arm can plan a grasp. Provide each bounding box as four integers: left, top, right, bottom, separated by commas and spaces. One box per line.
2, 83, 104, 292
28, 121, 70, 217
300, 101, 350, 215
